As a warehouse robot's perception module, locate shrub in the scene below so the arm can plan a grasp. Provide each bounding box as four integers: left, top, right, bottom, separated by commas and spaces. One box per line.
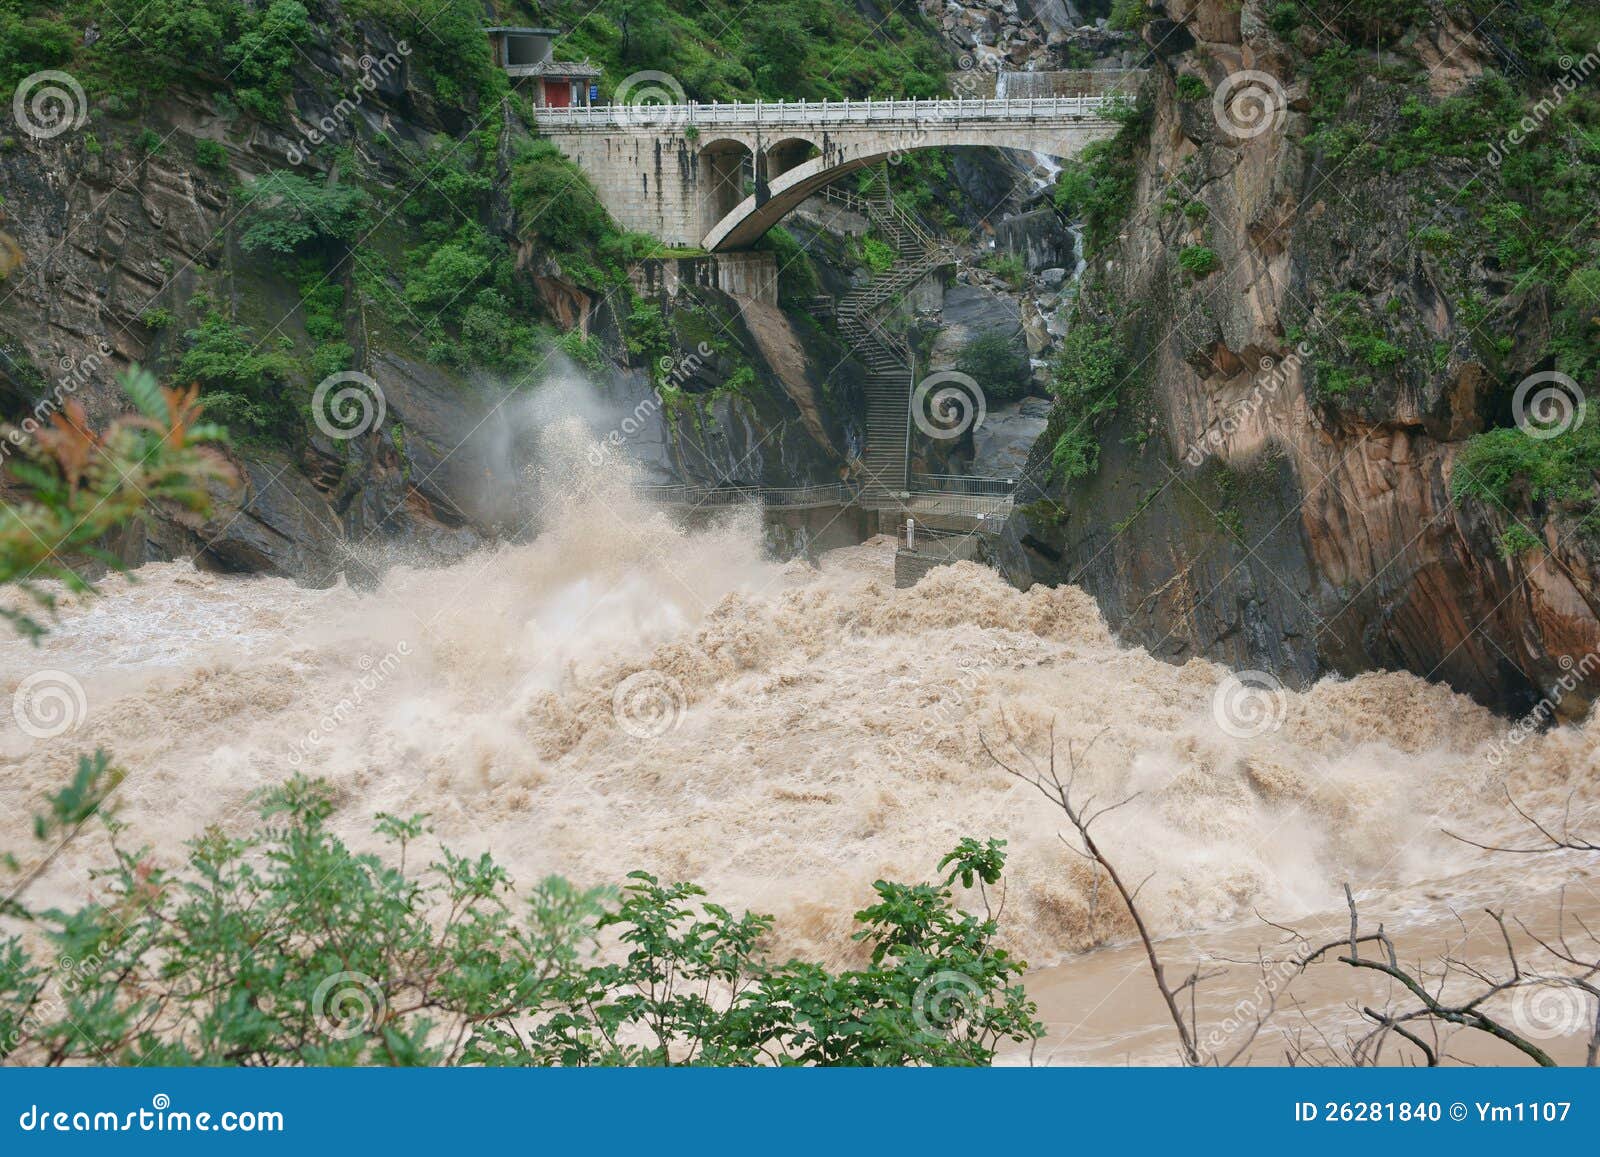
1179, 245, 1220, 277
238, 171, 373, 255
1175, 74, 1210, 101
760, 226, 818, 307
1048, 315, 1125, 481
510, 141, 617, 261
982, 252, 1027, 289
0, 370, 232, 639
1052, 97, 1150, 257
861, 235, 897, 276
1451, 423, 1600, 509
0, 9, 74, 90
224, 0, 309, 121
1267, 3, 1301, 38
956, 331, 1032, 404
403, 225, 493, 314
177, 311, 301, 441
0, 777, 1041, 1067
193, 138, 228, 170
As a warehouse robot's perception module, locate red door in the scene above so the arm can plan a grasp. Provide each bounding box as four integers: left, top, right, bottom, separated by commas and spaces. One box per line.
544, 79, 571, 107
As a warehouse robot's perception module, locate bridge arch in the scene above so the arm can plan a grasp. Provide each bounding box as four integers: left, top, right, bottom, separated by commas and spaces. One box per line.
762, 137, 820, 183
703, 125, 1108, 251
697, 138, 755, 238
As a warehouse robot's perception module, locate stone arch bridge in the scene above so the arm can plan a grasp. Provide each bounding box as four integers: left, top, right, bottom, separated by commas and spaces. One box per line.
536, 87, 1135, 251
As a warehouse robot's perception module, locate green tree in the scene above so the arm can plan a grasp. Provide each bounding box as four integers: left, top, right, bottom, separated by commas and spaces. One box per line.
956, 331, 1032, 403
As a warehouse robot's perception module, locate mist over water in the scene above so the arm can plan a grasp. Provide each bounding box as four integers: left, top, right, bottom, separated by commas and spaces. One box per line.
1, 417, 1596, 1003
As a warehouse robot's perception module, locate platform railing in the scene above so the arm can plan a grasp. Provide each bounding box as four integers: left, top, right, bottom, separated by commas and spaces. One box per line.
535, 93, 1129, 130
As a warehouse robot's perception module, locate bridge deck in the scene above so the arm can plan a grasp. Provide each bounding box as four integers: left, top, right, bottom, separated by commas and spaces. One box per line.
535, 94, 1127, 131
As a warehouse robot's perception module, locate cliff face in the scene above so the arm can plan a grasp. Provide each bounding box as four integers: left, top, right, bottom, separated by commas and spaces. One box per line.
0, 7, 863, 584
1001, 0, 1600, 718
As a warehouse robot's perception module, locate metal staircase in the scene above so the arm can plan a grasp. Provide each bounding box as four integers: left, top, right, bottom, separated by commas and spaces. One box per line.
819, 183, 954, 499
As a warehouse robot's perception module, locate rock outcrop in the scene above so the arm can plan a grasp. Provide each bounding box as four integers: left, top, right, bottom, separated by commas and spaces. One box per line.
1002, 0, 1600, 719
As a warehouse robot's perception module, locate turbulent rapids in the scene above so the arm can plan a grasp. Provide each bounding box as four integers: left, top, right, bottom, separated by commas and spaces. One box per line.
1, 423, 1597, 1053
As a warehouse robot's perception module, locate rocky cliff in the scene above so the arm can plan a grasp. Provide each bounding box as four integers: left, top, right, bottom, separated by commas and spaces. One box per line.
0, 2, 866, 584
1001, 0, 1600, 718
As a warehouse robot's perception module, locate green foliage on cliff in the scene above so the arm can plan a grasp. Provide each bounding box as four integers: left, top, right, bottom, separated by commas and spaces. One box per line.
546, 0, 949, 102
759, 226, 819, 308
510, 142, 622, 267
1178, 245, 1218, 277
1297, 1, 1600, 408
0, 775, 1040, 1066
1051, 94, 1151, 258
238, 172, 374, 255
177, 311, 301, 441
1047, 314, 1126, 482
957, 331, 1031, 404
1452, 424, 1600, 510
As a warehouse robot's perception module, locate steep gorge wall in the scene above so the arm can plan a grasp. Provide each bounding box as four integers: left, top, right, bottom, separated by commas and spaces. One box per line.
1002, 0, 1600, 718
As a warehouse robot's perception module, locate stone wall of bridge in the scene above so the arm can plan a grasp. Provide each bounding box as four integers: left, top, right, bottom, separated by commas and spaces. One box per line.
537, 97, 1128, 250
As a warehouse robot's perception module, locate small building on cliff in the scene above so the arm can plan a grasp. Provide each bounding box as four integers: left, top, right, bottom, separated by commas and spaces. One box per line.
486, 26, 603, 107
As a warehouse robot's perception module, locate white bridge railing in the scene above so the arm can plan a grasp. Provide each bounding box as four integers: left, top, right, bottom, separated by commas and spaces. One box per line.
535, 94, 1127, 131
